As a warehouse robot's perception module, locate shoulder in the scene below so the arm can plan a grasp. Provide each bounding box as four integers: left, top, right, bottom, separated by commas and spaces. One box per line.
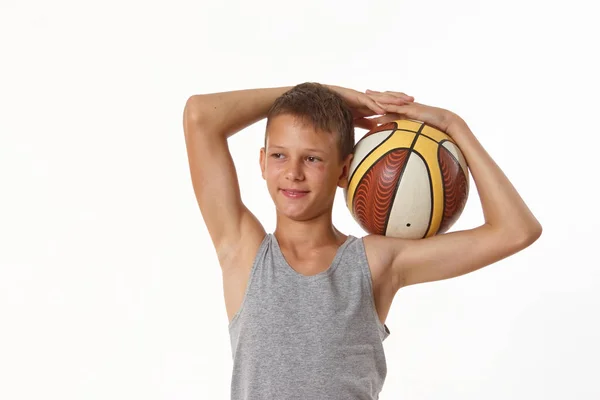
360, 234, 404, 290
361, 234, 397, 263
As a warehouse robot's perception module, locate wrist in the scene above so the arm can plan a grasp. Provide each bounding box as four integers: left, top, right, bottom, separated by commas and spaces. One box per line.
445, 113, 467, 132
446, 116, 473, 141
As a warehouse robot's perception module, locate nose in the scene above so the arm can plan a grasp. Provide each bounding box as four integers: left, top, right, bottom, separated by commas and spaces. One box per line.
284, 159, 305, 181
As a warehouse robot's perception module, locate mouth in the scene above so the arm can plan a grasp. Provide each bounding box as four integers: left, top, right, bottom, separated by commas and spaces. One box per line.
280, 189, 310, 199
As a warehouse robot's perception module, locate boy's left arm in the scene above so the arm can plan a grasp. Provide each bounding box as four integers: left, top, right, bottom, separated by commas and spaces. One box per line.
371, 104, 542, 290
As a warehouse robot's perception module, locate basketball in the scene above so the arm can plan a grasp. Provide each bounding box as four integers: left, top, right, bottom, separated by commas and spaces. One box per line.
344, 119, 470, 239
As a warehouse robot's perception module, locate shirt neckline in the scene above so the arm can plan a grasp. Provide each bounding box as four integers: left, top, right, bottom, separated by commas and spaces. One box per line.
270, 233, 354, 281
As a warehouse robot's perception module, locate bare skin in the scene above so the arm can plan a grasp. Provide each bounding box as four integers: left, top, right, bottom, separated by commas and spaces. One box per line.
182, 84, 542, 329
220, 113, 398, 326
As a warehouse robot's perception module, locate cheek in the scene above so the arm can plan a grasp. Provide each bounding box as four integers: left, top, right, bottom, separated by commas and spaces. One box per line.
307, 163, 326, 175
264, 166, 280, 184
311, 166, 337, 188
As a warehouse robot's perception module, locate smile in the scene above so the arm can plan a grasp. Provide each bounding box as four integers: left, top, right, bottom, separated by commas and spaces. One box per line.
280, 189, 309, 198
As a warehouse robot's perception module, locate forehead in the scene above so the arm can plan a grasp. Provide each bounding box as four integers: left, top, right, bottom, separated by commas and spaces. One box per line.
266, 114, 337, 152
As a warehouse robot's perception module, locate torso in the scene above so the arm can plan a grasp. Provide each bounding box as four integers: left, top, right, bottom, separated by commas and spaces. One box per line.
221, 234, 398, 327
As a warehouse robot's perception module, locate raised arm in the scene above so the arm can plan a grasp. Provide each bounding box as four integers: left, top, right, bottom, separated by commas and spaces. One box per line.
182, 87, 291, 265
362, 94, 543, 290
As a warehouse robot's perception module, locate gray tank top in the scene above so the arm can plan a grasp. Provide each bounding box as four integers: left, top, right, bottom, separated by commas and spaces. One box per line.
228, 233, 391, 400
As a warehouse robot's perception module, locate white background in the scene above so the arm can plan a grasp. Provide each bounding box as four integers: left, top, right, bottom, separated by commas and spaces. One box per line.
1, 0, 598, 399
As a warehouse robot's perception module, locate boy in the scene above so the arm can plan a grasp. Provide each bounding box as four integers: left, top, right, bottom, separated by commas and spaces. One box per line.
182, 83, 542, 399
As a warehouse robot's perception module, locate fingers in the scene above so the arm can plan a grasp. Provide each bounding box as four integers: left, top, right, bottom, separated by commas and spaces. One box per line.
378, 102, 454, 132
371, 113, 407, 126
358, 88, 415, 117
378, 103, 413, 116
366, 89, 414, 102
367, 92, 407, 105
355, 113, 410, 131
363, 96, 385, 115
366, 89, 413, 100
356, 111, 410, 130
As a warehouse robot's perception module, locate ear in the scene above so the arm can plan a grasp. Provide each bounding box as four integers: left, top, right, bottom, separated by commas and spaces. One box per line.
259, 147, 266, 180
337, 153, 354, 189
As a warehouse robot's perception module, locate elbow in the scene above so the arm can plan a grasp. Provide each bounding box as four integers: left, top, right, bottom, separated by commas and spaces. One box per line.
184, 96, 208, 123
527, 219, 543, 240
516, 223, 543, 247
490, 221, 543, 249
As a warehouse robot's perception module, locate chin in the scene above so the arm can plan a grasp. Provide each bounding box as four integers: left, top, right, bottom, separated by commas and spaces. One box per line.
274, 198, 317, 221
276, 204, 311, 220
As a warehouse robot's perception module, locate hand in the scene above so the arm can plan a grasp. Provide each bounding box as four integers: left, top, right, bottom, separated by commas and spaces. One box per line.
326, 85, 415, 130
365, 89, 463, 134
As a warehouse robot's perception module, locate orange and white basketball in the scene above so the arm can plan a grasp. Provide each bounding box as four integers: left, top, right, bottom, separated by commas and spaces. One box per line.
344, 119, 470, 239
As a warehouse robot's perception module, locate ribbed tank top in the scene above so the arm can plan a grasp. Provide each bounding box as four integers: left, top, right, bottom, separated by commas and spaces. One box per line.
228, 233, 391, 400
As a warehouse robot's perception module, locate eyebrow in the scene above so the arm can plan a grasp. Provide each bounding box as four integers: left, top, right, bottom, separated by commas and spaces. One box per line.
268, 145, 327, 154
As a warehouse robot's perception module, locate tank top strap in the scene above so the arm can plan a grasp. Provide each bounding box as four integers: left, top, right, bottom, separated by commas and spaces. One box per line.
343, 235, 392, 341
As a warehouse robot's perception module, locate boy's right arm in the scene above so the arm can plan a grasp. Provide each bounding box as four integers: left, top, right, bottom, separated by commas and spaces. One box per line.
182, 87, 291, 267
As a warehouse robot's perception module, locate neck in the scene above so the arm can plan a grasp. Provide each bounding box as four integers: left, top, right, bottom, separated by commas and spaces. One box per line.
273, 210, 346, 251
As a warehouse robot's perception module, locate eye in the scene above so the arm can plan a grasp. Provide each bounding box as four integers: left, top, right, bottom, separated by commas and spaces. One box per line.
271, 153, 284, 159
307, 156, 321, 162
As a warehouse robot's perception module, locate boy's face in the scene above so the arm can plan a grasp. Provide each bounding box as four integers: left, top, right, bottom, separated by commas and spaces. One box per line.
260, 114, 353, 221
